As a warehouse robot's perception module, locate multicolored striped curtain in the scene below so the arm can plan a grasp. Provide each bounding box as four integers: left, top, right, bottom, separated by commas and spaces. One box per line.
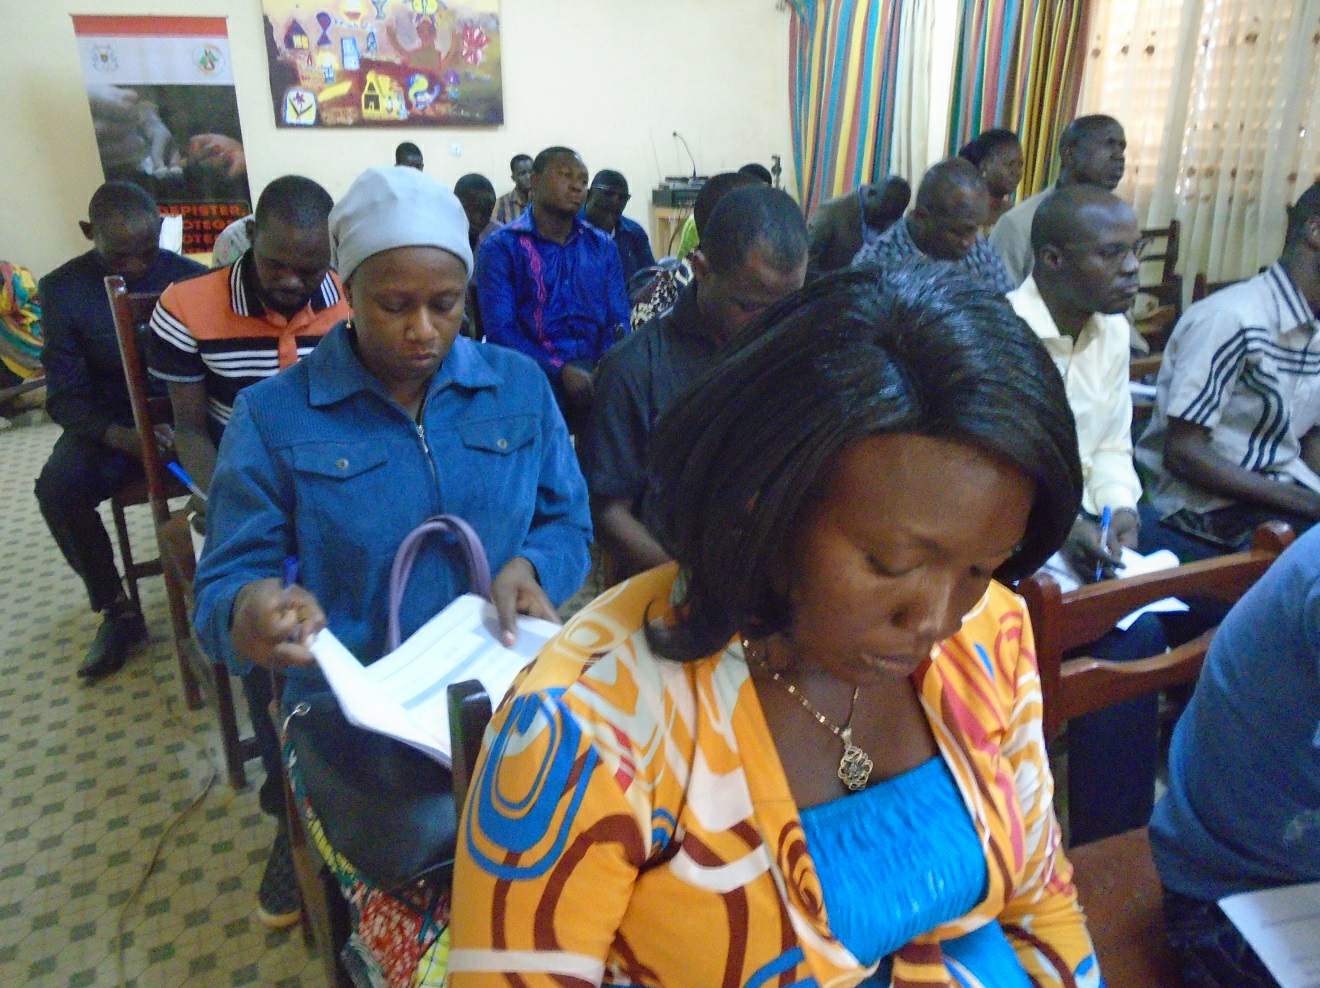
946, 0, 1089, 194
788, 0, 902, 216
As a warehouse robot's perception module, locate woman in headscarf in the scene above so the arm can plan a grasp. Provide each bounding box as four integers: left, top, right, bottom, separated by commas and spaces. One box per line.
193, 164, 592, 983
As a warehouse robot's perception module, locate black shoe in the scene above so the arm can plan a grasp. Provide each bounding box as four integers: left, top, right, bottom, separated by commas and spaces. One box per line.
77, 611, 146, 680
256, 826, 301, 929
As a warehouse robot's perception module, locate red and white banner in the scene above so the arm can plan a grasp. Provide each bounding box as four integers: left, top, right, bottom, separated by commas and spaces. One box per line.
72, 15, 252, 253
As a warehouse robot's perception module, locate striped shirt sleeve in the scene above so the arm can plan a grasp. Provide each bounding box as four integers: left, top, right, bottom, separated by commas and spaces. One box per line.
1162, 306, 1250, 430
146, 285, 206, 384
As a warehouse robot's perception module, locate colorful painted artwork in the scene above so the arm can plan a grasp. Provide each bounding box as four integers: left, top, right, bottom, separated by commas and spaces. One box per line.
260, 0, 502, 127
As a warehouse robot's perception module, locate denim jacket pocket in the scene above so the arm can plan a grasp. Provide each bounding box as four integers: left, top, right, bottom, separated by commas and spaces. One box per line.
290, 442, 389, 480
457, 414, 537, 456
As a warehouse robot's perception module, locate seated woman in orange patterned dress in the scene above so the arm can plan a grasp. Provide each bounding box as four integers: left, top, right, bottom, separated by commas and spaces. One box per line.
449, 265, 1102, 988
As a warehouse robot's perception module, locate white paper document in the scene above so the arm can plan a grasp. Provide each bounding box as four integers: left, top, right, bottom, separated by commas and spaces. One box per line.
1220, 882, 1320, 988
310, 593, 557, 766
1039, 547, 1188, 630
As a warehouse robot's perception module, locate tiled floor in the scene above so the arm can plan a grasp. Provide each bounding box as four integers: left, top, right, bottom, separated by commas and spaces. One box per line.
0, 419, 322, 987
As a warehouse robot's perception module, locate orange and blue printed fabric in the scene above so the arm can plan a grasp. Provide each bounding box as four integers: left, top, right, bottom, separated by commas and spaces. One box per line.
449, 564, 1103, 988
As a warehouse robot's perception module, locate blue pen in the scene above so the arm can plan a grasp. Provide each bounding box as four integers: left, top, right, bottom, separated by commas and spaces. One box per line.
1095, 506, 1113, 581
167, 461, 207, 502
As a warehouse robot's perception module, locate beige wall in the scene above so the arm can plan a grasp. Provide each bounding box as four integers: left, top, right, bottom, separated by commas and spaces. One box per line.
0, 0, 794, 279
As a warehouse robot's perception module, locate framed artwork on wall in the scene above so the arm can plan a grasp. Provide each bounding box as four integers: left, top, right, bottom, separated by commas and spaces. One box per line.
260, 0, 503, 128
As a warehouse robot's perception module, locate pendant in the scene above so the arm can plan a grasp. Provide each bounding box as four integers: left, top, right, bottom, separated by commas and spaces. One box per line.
837, 727, 873, 791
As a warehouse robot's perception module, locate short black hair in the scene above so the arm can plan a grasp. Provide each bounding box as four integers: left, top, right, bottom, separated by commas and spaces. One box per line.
693, 172, 759, 237
738, 162, 774, 184
87, 181, 158, 227
590, 169, 628, 192
510, 153, 532, 172
254, 175, 334, 231
646, 264, 1082, 661
914, 157, 985, 211
1285, 180, 1320, 248
395, 141, 422, 163
454, 173, 496, 198
1030, 184, 1130, 253
700, 185, 807, 275
1059, 114, 1122, 153
531, 147, 578, 174
959, 128, 1020, 167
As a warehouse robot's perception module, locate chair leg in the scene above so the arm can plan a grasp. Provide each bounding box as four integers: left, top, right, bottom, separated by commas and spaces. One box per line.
162, 562, 203, 710
110, 497, 141, 614
276, 707, 352, 988
213, 664, 249, 791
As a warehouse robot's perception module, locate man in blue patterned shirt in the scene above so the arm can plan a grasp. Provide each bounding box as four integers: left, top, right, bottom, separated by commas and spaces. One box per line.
852, 158, 1014, 296
476, 146, 630, 435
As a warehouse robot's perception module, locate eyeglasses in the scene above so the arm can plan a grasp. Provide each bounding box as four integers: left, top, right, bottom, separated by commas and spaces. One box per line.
590, 186, 630, 203
1063, 235, 1153, 264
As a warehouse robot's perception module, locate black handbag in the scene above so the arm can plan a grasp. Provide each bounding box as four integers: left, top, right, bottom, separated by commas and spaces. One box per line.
284, 515, 492, 893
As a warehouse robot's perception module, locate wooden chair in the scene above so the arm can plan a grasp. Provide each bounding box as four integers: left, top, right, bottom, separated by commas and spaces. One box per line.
1019, 521, 1294, 988
1191, 272, 1237, 303
106, 274, 259, 790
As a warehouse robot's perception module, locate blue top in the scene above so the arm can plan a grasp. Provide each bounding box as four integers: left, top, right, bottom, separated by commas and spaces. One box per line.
39, 248, 204, 441
475, 209, 631, 377
1150, 524, 1320, 901
580, 210, 656, 286
193, 322, 592, 703
801, 756, 1028, 986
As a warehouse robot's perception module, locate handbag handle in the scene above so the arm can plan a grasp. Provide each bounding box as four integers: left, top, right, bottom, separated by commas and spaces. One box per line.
387, 514, 492, 652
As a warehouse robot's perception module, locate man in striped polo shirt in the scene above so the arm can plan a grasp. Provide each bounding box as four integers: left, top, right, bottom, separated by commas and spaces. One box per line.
147, 173, 347, 929
1136, 180, 1320, 550
149, 175, 347, 500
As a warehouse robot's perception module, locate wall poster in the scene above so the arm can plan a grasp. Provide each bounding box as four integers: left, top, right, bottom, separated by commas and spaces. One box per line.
259, 0, 503, 128
72, 15, 252, 254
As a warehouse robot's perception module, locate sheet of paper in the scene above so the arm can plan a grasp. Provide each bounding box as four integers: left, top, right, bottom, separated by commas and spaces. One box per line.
365, 594, 556, 752
1220, 881, 1320, 988
310, 593, 558, 767
1038, 547, 1188, 630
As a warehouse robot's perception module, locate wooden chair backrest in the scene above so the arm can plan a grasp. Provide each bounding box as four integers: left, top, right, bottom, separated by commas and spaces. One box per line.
106, 276, 172, 527
1139, 219, 1180, 284
1191, 272, 1238, 303
1020, 521, 1293, 742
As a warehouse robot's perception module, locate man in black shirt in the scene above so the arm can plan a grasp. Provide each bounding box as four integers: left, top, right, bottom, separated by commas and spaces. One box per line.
35, 182, 204, 679
583, 185, 808, 578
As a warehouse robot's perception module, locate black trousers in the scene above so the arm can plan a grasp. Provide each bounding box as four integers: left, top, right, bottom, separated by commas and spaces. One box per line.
35, 431, 141, 613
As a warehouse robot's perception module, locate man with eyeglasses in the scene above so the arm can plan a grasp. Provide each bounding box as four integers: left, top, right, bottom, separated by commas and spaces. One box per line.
582, 170, 655, 286
1011, 185, 1200, 845
1136, 180, 1320, 551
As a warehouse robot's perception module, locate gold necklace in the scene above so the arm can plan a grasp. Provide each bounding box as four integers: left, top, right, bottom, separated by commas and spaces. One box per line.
742, 638, 874, 791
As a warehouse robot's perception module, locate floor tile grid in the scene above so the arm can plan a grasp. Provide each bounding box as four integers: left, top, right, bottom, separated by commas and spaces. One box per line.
0, 420, 320, 987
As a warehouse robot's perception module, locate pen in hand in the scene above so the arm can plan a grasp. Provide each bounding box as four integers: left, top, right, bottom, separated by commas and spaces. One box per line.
167, 461, 207, 502
1095, 506, 1113, 582
282, 555, 302, 643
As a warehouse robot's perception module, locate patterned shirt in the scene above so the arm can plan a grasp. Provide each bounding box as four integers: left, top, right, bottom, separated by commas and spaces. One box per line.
852, 216, 1015, 295
628, 258, 693, 330
1136, 263, 1320, 516
492, 189, 529, 228
449, 565, 1101, 988
147, 252, 347, 435
474, 210, 630, 376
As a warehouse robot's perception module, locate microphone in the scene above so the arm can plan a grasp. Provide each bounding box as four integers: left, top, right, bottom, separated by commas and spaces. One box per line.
672, 131, 697, 182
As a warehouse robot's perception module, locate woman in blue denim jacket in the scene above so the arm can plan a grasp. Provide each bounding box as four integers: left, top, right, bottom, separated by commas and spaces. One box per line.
193, 165, 592, 707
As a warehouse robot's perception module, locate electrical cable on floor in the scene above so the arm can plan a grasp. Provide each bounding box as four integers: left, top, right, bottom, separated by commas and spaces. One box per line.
114, 625, 222, 987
